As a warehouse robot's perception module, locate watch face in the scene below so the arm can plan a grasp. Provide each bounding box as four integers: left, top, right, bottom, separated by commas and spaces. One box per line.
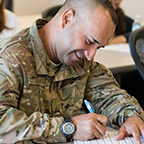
64, 122, 75, 134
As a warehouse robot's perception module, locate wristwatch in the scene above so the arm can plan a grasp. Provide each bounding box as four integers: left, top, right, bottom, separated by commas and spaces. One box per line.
61, 117, 76, 142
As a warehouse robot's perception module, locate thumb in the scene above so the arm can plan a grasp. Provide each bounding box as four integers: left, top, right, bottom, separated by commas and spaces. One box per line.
115, 126, 126, 140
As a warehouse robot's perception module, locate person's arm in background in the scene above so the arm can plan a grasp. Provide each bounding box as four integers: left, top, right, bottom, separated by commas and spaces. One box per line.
4, 0, 21, 33
5, 9, 21, 33
108, 16, 134, 45
12, 12, 21, 33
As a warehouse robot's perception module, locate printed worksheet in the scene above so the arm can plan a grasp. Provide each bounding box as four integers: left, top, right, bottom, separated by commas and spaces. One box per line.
74, 131, 144, 144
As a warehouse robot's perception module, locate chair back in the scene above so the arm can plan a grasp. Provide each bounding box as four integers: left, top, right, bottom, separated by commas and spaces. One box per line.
129, 26, 144, 80
42, 5, 62, 21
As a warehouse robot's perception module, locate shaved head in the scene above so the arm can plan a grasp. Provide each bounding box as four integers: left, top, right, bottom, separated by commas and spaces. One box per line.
58, 0, 118, 25
42, 0, 118, 65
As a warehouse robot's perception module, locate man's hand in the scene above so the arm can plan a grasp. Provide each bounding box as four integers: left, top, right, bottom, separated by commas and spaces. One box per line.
71, 113, 107, 140
115, 117, 144, 144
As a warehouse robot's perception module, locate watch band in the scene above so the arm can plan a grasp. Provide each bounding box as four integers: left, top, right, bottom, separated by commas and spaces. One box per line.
61, 117, 76, 142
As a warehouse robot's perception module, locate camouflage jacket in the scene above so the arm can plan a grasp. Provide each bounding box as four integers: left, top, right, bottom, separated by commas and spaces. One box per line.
0, 19, 144, 144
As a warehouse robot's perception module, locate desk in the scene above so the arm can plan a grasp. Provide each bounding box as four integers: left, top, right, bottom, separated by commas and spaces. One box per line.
94, 44, 136, 74
94, 44, 136, 84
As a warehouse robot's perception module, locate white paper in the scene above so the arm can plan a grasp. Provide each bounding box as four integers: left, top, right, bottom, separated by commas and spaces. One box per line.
98, 44, 130, 53
74, 131, 144, 144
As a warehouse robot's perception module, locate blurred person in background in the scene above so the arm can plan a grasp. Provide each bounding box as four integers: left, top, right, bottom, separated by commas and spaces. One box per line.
108, 0, 134, 44
109, 0, 144, 113
0, 0, 20, 38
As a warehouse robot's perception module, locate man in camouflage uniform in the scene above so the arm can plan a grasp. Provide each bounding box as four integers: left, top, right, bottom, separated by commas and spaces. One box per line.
0, 0, 144, 144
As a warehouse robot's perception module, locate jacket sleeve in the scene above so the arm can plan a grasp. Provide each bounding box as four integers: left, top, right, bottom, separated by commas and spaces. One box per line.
0, 58, 66, 143
84, 61, 144, 129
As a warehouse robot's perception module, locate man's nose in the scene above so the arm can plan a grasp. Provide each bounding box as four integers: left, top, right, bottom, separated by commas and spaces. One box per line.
84, 47, 97, 61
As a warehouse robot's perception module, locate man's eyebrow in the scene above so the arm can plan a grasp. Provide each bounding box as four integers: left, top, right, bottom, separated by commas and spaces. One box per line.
90, 35, 100, 45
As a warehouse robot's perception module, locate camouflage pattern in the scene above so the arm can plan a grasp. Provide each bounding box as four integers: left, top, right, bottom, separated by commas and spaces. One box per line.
0, 19, 144, 144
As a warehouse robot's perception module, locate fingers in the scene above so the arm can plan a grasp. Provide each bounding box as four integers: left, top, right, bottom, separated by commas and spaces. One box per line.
91, 121, 106, 139
115, 126, 126, 140
71, 113, 107, 140
96, 114, 108, 127
116, 125, 141, 144
85, 120, 106, 139
116, 117, 144, 144
89, 113, 107, 138
132, 130, 141, 144
93, 119, 107, 136
125, 118, 141, 144
139, 123, 144, 138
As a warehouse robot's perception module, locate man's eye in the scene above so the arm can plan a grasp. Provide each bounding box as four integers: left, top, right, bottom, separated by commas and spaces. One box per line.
97, 46, 105, 49
86, 38, 94, 45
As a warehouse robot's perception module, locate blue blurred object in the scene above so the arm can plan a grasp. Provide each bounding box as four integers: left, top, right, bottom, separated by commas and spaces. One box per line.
84, 99, 95, 113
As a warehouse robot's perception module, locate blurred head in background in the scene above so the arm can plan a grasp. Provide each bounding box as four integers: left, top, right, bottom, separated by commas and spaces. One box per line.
0, 0, 7, 33
109, 0, 122, 10
0, 0, 3, 5
108, 0, 125, 36
108, 0, 134, 45
108, 0, 130, 42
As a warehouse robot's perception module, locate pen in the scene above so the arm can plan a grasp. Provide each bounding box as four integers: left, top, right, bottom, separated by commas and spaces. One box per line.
84, 99, 95, 113
84, 100, 107, 135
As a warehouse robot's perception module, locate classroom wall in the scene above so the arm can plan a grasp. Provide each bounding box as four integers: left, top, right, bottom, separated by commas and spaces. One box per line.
13, 0, 66, 15
13, 0, 144, 23
121, 0, 144, 23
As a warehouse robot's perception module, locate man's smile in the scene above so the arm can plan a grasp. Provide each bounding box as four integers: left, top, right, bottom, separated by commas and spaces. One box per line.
75, 51, 81, 59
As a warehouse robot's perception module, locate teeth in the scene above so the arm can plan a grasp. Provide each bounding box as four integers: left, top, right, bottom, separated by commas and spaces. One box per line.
76, 51, 81, 59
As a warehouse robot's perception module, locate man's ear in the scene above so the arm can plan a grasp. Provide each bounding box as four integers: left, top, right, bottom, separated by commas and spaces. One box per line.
61, 9, 75, 29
